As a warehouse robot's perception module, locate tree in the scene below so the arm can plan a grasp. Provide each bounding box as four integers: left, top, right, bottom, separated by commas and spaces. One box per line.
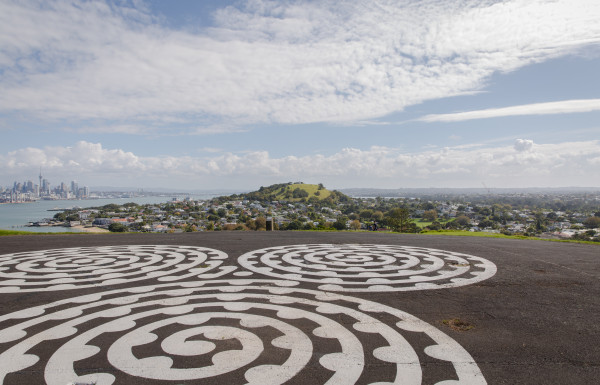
292, 188, 309, 198
479, 207, 491, 216
246, 219, 257, 230
285, 220, 303, 230
255, 217, 267, 230
108, 222, 127, 232
583, 216, 600, 229
406, 222, 421, 233
534, 211, 547, 231
455, 215, 470, 227
332, 217, 348, 230
302, 222, 315, 230
385, 208, 411, 232
478, 218, 494, 229
445, 220, 460, 229
184, 224, 197, 232
349, 219, 361, 230
102, 204, 121, 212
423, 210, 438, 222
372, 211, 384, 221
129, 222, 147, 232
359, 209, 373, 219
427, 221, 442, 230
423, 202, 435, 210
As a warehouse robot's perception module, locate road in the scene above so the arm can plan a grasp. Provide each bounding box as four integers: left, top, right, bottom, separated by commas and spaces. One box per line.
0, 232, 598, 384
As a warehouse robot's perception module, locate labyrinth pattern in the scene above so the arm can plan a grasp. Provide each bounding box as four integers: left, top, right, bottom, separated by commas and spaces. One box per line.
0, 244, 492, 384
0, 245, 231, 293
238, 244, 497, 292
0, 280, 486, 385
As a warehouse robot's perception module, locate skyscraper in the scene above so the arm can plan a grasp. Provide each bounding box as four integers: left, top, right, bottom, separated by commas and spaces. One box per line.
39, 168, 42, 197
42, 179, 49, 195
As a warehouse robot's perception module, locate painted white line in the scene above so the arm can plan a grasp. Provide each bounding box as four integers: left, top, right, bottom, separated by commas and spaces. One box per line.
0, 245, 233, 292
0, 280, 486, 384
239, 244, 497, 292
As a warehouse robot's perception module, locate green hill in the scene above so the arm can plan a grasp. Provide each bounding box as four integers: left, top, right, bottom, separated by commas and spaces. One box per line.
224, 182, 349, 203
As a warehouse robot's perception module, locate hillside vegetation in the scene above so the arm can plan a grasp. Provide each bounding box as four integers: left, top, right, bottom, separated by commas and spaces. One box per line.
225, 182, 348, 203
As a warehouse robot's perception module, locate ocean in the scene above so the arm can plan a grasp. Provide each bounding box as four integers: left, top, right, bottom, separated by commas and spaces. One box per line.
0, 195, 215, 232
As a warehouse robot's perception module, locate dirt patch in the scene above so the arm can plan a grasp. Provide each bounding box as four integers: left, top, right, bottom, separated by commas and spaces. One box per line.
442, 318, 474, 332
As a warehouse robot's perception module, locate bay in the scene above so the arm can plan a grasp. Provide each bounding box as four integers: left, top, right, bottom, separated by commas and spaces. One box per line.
0, 195, 216, 232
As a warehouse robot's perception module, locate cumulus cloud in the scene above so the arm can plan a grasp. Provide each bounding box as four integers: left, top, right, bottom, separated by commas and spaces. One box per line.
419, 99, 600, 122
2, 140, 599, 188
0, 0, 599, 131
514, 139, 534, 152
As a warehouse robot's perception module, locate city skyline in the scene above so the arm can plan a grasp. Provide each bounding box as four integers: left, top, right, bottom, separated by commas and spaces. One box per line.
1, 0, 599, 190
2, 168, 90, 201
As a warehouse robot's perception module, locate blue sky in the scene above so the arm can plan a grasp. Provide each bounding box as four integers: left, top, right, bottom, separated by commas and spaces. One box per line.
1, 0, 599, 191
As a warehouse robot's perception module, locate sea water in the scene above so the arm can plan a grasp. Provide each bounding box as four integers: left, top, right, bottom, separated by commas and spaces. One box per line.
0, 196, 212, 232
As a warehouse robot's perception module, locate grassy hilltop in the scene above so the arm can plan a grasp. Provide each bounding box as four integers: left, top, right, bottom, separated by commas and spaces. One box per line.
226, 182, 348, 203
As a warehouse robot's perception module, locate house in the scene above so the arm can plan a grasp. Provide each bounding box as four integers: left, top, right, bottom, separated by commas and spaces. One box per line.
92, 218, 112, 226
152, 224, 168, 233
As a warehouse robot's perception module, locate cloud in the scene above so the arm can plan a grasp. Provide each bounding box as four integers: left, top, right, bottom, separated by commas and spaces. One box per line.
419, 99, 600, 122
514, 139, 534, 152
1, 0, 599, 132
2, 140, 599, 188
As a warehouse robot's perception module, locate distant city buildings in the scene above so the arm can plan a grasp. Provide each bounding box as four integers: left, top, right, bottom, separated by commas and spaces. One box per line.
0, 171, 90, 203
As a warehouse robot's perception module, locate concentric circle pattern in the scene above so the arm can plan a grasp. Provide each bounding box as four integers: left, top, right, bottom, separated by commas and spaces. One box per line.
239, 244, 497, 292
0, 245, 229, 292
0, 280, 486, 384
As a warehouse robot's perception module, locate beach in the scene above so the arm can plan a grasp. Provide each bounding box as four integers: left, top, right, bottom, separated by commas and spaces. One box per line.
70, 225, 110, 233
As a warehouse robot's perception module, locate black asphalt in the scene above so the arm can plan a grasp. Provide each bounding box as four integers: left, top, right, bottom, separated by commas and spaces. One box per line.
0, 232, 598, 384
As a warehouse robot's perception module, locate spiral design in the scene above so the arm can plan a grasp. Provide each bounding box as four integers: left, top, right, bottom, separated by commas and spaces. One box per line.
0, 280, 486, 385
238, 244, 496, 292
0, 245, 230, 292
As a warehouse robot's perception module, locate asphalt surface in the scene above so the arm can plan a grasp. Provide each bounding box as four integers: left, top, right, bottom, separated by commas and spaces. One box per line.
0, 232, 598, 384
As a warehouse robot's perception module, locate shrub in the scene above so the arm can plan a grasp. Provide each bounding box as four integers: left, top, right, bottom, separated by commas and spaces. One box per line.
108, 222, 127, 232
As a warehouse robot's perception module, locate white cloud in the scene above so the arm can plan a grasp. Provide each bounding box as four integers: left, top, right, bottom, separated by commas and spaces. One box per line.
419, 99, 600, 122
514, 139, 534, 152
2, 140, 599, 188
0, 0, 599, 131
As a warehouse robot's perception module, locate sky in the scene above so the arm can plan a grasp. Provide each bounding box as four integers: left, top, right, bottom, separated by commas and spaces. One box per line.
1, 0, 599, 191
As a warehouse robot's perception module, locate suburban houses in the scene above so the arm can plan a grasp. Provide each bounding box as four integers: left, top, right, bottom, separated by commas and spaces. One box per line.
36, 184, 600, 242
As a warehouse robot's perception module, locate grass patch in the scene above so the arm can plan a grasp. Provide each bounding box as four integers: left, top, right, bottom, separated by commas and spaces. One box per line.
298, 184, 330, 198
272, 183, 332, 201
413, 219, 451, 228
0, 229, 38, 236
0, 229, 85, 236
421, 229, 599, 245
421, 230, 520, 238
